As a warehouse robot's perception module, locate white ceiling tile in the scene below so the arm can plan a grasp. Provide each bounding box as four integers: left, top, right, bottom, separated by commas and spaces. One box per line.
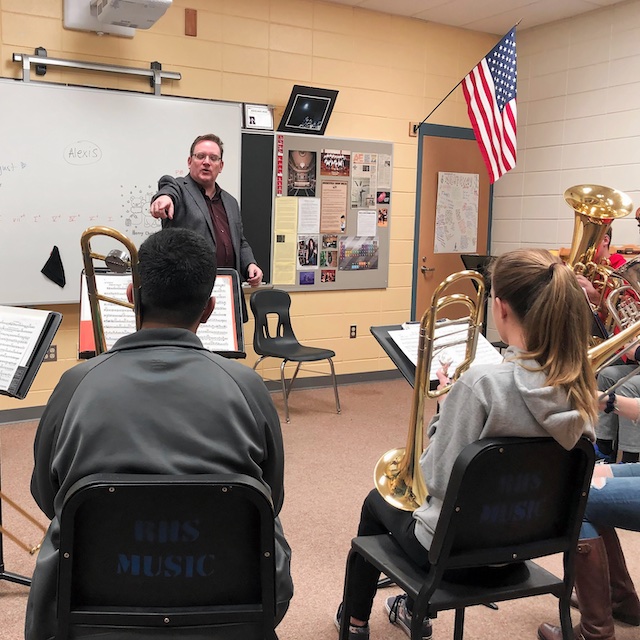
319, 0, 631, 34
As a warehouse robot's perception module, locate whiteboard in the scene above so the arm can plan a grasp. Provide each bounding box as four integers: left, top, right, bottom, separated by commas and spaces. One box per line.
0, 80, 242, 305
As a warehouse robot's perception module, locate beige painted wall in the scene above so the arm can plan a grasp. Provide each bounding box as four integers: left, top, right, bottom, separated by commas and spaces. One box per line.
0, 0, 497, 412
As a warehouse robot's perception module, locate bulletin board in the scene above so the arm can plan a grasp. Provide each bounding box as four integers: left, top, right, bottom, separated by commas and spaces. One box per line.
271, 133, 392, 291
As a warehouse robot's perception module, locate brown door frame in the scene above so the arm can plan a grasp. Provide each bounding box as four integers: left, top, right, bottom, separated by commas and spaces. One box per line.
411, 123, 494, 320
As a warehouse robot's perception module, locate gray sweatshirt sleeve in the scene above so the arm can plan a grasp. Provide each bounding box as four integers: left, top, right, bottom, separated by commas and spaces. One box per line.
420, 378, 488, 503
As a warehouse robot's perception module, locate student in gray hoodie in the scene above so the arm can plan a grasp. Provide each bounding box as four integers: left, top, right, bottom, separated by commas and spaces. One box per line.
336, 249, 597, 640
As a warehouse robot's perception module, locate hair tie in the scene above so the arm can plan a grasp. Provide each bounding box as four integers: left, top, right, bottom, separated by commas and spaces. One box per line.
548, 262, 557, 277
604, 392, 617, 414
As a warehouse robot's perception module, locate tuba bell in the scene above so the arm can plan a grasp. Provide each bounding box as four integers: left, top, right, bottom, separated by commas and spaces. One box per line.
80, 226, 142, 355
564, 184, 634, 330
374, 270, 486, 511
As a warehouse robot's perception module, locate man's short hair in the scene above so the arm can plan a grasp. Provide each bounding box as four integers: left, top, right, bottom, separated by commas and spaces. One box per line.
138, 229, 217, 326
190, 134, 224, 159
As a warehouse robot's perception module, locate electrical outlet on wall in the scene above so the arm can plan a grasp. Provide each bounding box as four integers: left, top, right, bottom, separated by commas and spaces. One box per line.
43, 344, 57, 362
350, 325, 357, 339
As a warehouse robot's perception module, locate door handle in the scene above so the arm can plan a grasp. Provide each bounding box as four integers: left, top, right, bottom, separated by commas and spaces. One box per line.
420, 266, 435, 274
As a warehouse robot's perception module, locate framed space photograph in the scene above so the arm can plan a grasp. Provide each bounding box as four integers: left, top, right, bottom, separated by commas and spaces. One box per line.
277, 85, 339, 136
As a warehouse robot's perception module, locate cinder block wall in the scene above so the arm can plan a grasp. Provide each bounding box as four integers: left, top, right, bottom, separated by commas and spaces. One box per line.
489, 0, 640, 340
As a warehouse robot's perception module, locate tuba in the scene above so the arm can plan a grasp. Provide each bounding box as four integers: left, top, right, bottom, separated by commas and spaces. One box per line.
564, 184, 634, 330
606, 256, 640, 330
556, 184, 640, 399
80, 226, 141, 355
374, 270, 486, 511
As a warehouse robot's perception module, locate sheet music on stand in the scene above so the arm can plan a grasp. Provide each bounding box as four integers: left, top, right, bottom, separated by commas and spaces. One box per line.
0, 304, 61, 586
388, 321, 504, 381
0, 305, 62, 399
78, 268, 245, 358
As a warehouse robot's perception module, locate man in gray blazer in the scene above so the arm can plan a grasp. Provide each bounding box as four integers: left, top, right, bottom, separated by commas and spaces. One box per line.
150, 133, 263, 296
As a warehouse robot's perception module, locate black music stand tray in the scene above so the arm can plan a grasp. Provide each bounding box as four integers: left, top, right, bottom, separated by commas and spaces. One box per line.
370, 324, 417, 388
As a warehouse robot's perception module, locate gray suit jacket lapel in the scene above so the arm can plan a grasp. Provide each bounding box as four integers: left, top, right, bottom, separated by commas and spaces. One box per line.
184, 176, 216, 244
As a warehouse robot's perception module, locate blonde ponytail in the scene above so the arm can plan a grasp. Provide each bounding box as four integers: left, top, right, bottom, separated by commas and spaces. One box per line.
489, 249, 597, 424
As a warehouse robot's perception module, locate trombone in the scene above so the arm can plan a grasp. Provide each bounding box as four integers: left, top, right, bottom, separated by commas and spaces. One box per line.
80, 226, 141, 355
0, 490, 46, 554
374, 270, 486, 511
375, 185, 640, 513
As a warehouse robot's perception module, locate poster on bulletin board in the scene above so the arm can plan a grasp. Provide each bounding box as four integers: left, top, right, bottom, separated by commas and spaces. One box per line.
271, 133, 392, 292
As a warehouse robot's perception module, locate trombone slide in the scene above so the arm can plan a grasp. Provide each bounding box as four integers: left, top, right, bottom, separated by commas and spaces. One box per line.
0, 490, 46, 555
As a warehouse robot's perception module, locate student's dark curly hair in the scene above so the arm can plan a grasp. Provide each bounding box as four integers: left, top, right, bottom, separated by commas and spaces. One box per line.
138, 229, 216, 327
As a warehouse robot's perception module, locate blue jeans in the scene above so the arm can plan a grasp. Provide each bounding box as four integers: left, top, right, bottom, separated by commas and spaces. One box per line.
581, 463, 640, 538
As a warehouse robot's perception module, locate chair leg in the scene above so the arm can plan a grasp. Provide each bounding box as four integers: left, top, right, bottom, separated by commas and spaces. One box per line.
327, 357, 341, 415
278, 359, 339, 422
287, 362, 302, 400
252, 355, 266, 371
453, 607, 465, 640
558, 595, 573, 640
279, 361, 291, 423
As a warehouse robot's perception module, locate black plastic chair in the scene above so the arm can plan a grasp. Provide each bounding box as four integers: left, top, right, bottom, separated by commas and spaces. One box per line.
55, 473, 278, 640
250, 288, 341, 422
339, 437, 595, 640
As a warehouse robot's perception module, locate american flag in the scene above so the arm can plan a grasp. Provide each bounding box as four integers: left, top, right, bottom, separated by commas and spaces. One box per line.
462, 28, 517, 184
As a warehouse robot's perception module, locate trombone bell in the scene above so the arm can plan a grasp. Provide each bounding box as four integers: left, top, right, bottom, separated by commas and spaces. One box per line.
80, 226, 142, 355
374, 447, 427, 511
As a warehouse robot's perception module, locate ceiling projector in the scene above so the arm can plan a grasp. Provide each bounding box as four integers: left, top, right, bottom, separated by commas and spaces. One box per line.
91, 0, 172, 29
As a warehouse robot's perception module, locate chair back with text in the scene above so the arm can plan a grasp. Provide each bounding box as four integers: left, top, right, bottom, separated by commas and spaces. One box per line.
429, 437, 593, 570
340, 437, 595, 640
56, 473, 277, 640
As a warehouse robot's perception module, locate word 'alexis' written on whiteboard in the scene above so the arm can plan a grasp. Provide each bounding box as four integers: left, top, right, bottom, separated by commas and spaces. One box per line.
434, 172, 479, 254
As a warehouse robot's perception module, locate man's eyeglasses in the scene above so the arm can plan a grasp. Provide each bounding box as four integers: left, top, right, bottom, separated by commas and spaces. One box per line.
192, 152, 222, 163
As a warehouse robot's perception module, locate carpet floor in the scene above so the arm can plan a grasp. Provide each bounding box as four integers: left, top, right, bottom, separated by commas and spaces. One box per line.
0, 379, 638, 639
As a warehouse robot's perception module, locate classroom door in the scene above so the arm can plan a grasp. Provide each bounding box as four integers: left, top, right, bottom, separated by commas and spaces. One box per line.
414, 127, 491, 321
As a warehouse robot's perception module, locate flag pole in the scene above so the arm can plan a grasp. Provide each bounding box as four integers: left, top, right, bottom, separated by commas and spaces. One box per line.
412, 19, 522, 135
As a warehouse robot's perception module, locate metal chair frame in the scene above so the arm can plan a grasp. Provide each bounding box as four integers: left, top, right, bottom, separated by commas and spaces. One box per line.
339, 437, 595, 640
250, 288, 341, 422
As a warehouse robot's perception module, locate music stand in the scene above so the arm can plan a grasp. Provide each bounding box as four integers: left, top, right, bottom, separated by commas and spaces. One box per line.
460, 254, 494, 336
78, 269, 246, 359
0, 306, 62, 586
